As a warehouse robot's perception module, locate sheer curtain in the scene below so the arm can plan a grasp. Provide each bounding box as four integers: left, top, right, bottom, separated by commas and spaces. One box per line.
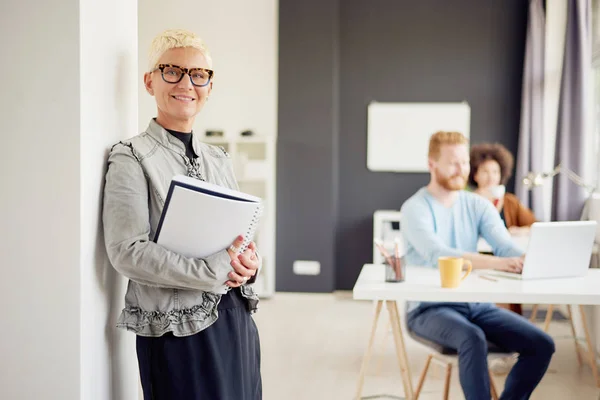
516, 0, 593, 222
551, 0, 592, 221
515, 0, 547, 220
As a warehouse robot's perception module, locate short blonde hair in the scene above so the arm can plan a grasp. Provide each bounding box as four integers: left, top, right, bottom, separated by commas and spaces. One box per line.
147, 29, 213, 72
428, 131, 469, 160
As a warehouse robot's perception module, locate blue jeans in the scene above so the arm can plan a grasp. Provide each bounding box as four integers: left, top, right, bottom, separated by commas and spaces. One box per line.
407, 302, 555, 400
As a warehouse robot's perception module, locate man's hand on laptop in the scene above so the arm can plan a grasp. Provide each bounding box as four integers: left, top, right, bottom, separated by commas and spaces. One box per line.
493, 257, 524, 274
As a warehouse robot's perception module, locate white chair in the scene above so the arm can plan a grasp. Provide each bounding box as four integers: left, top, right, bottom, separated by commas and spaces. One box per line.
373, 210, 403, 264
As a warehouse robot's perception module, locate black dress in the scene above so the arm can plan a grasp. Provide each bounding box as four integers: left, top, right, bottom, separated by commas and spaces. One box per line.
136, 129, 262, 400
136, 288, 262, 399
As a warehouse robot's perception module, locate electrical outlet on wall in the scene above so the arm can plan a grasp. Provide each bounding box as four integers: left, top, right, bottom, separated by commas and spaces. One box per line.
293, 260, 320, 275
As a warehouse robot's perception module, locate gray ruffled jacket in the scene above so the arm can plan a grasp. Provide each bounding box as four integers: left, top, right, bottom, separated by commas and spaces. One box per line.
102, 119, 259, 337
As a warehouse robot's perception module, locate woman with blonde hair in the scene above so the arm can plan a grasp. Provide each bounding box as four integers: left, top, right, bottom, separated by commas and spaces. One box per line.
102, 29, 262, 399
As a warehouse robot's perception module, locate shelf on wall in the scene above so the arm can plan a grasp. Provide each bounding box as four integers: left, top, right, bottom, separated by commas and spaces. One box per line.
197, 135, 276, 298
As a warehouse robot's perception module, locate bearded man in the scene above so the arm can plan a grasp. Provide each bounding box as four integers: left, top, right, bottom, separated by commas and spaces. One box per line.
400, 131, 554, 400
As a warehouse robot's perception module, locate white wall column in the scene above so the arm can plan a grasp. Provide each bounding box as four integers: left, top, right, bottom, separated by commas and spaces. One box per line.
0, 0, 139, 398
80, 0, 139, 399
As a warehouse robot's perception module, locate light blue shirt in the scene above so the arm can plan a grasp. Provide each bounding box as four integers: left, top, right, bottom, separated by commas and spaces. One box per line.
401, 188, 525, 312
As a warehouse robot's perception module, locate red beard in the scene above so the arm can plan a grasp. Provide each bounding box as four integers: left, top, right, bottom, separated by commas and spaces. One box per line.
436, 173, 467, 191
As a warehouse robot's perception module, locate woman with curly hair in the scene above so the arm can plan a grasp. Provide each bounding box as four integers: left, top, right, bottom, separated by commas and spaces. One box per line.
469, 142, 536, 236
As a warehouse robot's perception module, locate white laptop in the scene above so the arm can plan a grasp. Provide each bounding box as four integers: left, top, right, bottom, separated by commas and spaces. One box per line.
489, 221, 597, 280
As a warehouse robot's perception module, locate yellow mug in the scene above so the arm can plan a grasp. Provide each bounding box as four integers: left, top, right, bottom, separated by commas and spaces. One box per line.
438, 257, 472, 288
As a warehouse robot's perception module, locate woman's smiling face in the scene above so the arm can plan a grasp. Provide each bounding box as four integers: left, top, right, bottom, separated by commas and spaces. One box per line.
144, 47, 213, 132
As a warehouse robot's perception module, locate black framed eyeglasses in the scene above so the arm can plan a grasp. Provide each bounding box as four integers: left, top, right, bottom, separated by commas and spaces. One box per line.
153, 64, 214, 87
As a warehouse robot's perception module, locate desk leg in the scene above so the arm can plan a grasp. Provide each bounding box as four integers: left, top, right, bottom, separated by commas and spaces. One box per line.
355, 300, 383, 400
375, 319, 392, 376
387, 300, 414, 399
578, 305, 600, 388
530, 304, 539, 322
543, 305, 554, 332
443, 363, 452, 400
566, 305, 583, 367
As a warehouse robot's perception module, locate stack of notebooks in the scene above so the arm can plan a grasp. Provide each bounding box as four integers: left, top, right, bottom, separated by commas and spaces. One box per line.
154, 175, 263, 258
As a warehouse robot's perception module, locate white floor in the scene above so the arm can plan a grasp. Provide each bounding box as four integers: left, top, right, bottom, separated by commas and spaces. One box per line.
253, 292, 600, 400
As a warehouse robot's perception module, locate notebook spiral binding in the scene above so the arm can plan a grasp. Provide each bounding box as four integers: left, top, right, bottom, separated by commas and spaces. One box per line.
239, 202, 264, 253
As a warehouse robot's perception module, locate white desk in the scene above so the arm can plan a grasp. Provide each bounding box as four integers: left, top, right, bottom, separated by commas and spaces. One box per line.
353, 264, 600, 399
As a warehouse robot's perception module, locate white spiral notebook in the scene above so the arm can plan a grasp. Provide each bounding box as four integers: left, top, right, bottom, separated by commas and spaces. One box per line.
154, 175, 263, 258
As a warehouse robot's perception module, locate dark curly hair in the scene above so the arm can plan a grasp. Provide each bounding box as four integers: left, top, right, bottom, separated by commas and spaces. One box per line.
469, 143, 515, 187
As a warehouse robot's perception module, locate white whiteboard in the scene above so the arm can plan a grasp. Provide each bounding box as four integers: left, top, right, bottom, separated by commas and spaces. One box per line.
367, 102, 471, 172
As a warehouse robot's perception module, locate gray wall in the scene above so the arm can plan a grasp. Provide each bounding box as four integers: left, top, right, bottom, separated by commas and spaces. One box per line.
276, 0, 340, 292
277, 0, 528, 292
